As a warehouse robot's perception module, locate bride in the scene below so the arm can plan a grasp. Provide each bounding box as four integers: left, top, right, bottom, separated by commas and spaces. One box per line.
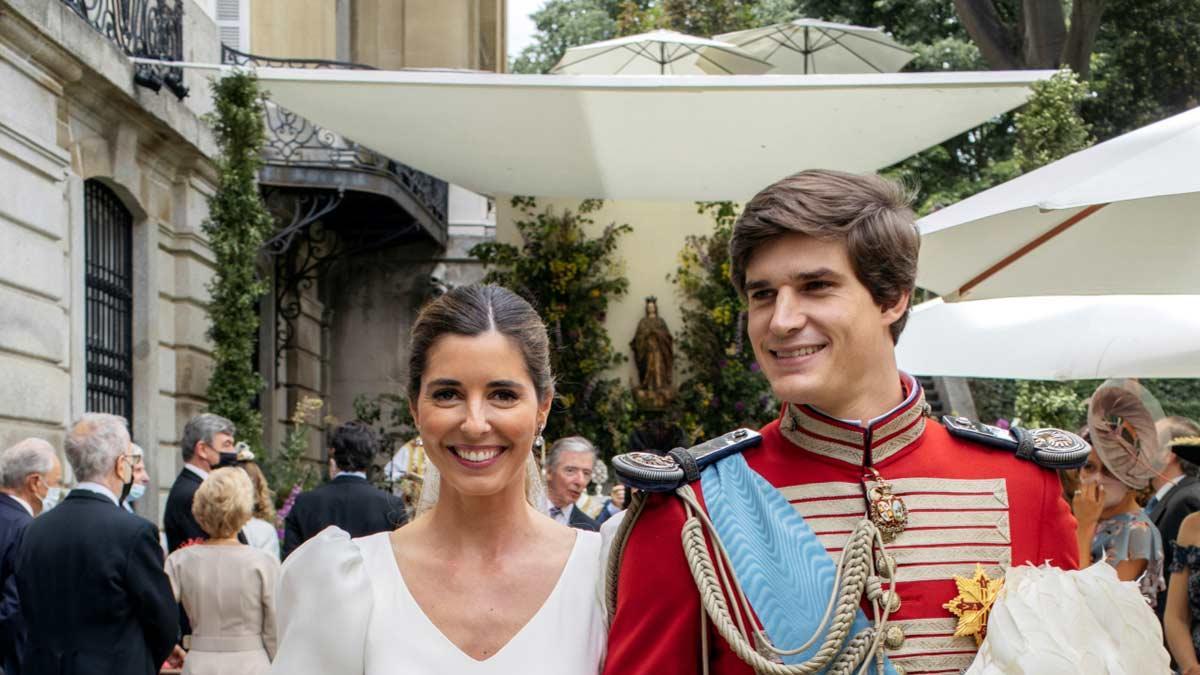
271, 285, 606, 674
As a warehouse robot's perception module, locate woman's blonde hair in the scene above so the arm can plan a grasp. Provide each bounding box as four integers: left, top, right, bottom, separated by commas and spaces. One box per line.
192, 467, 254, 539
238, 461, 276, 522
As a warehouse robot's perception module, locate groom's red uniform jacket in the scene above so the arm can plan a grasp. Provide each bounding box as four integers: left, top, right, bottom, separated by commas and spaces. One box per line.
604, 379, 1078, 675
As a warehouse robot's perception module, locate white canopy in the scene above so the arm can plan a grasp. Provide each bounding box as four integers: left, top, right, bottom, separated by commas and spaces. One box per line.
716, 19, 914, 74
896, 296, 1200, 380
252, 68, 1053, 201
918, 106, 1200, 301
550, 30, 772, 75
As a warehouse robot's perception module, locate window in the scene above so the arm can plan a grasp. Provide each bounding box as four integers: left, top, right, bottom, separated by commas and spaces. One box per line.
217, 0, 250, 51
84, 180, 135, 423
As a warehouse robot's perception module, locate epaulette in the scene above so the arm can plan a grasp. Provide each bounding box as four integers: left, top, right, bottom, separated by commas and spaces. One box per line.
612, 428, 762, 492
942, 415, 1090, 469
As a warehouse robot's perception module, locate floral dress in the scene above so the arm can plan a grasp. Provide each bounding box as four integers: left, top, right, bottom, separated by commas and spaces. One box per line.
1091, 510, 1166, 607
1170, 543, 1200, 654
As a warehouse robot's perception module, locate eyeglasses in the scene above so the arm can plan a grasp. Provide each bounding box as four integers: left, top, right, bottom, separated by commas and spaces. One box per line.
122, 453, 144, 468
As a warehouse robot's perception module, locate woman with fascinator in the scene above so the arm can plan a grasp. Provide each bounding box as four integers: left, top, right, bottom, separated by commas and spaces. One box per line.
270, 285, 605, 674
1072, 379, 1168, 608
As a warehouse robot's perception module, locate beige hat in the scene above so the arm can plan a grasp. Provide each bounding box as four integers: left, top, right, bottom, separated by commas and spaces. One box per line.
1086, 379, 1167, 489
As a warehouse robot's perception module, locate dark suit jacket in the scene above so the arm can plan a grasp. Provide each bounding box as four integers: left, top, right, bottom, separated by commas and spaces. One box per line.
16, 490, 178, 675
0, 495, 32, 674
568, 505, 600, 532
282, 475, 407, 559
163, 468, 206, 554
1151, 476, 1200, 618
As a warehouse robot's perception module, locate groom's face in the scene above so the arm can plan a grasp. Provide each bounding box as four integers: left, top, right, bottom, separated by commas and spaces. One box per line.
744, 233, 903, 415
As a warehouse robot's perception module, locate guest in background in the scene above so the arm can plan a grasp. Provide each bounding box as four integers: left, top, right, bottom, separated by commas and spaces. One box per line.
544, 437, 599, 532
0, 439, 62, 675
124, 443, 151, 516
1150, 416, 1200, 619
1074, 380, 1167, 608
236, 448, 280, 559
166, 467, 278, 675
166, 414, 237, 553
282, 421, 407, 560
1165, 436, 1200, 675
17, 413, 179, 675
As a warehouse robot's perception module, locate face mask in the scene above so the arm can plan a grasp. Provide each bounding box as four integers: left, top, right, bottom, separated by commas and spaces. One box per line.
40, 486, 63, 513
126, 483, 146, 503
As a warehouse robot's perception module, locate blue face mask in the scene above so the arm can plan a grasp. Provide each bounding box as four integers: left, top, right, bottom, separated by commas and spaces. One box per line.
126, 483, 147, 503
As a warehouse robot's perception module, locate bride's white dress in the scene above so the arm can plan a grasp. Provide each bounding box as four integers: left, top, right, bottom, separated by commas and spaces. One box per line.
270, 526, 607, 674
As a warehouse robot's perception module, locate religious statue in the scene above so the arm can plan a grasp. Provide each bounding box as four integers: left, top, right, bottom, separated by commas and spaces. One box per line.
631, 296, 675, 410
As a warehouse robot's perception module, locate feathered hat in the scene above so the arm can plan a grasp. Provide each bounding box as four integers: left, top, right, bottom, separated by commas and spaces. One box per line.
1086, 379, 1168, 489
1168, 436, 1200, 466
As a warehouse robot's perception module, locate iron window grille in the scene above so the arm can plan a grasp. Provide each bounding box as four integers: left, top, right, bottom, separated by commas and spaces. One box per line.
84, 180, 135, 424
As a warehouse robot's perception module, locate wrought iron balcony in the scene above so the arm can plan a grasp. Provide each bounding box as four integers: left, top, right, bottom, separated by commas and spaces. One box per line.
220, 45, 448, 229
60, 0, 188, 99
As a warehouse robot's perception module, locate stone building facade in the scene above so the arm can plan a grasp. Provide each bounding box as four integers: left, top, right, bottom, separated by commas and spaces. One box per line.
0, 0, 499, 520
0, 0, 221, 521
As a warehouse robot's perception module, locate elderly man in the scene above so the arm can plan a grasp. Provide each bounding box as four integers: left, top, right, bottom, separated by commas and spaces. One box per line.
0, 439, 62, 675
123, 443, 151, 516
17, 414, 178, 675
165, 413, 236, 552
544, 437, 599, 532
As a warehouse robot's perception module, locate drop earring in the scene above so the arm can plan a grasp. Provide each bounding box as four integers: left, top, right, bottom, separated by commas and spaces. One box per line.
534, 432, 546, 466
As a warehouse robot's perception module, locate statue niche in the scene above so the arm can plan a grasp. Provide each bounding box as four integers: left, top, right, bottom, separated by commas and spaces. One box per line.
630, 296, 675, 410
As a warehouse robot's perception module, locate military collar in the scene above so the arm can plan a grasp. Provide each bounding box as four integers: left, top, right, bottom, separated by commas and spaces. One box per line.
780, 373, 928, 466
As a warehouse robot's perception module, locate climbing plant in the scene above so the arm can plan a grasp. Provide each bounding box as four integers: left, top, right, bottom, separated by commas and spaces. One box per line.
202, 72, 273, 451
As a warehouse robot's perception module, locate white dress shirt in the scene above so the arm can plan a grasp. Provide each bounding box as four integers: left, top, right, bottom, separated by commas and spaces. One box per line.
74, 481, 119, 506
8, 494, 33, 517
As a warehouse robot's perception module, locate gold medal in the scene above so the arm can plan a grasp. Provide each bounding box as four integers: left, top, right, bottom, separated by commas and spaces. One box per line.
943, 564, 1005, 646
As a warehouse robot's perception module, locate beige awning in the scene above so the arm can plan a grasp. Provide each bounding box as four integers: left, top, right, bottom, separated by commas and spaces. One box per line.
252, 68, 1053, 201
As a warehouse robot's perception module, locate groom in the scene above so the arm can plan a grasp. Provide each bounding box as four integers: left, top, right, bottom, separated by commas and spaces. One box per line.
603, 170, 1080, 674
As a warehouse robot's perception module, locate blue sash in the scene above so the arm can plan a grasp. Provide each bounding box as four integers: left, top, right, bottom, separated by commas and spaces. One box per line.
700, 453, 896, 673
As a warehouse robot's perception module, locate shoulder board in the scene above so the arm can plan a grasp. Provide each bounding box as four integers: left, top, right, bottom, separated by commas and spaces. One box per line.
941, 415, 1090, 469
611, 428, 762, 493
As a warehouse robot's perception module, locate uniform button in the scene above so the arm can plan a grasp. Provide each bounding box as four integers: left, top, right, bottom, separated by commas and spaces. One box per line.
886, 590, 902, 613
884, 625, 906, 650
876, 553, 897, 580
893, 666, 907, 675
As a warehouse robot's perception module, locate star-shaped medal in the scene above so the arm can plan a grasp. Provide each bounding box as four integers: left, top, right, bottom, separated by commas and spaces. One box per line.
942, 564, 1004, 646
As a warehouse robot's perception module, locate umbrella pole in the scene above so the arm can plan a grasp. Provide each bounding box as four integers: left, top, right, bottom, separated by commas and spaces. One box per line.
950, 202, 1109, 300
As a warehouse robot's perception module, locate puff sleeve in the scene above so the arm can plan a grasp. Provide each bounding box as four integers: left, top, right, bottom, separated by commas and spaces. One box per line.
270, 527, 373, 675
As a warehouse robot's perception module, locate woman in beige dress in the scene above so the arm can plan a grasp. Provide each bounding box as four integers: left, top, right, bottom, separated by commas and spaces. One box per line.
166, 467, 279, 675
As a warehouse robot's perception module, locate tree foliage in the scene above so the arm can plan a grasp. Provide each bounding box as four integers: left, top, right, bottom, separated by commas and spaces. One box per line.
669, 203, 777, 442
202, 72, 272, 451
470, 199, 636, 458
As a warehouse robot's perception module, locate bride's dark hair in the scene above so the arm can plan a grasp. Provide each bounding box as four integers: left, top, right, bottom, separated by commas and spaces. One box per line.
407, 284, 554, 404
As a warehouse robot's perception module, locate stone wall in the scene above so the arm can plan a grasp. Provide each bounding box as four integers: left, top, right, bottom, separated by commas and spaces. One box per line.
0, 0, 219, 523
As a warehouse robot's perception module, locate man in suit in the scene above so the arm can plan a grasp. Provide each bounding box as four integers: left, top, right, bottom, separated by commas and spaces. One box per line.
164, 413, 236, 553
17, 413, 179, 675
282, 421, 408, 559
0, 439, 62, 675
544, 436, 600, 532
1149, 415, 1200, 619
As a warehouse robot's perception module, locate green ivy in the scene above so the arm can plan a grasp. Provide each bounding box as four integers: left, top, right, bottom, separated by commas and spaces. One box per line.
470, 198, 636, 459
1013, 70, 1094, 173
202, 72, 273, 451
669, 202, 776, 441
